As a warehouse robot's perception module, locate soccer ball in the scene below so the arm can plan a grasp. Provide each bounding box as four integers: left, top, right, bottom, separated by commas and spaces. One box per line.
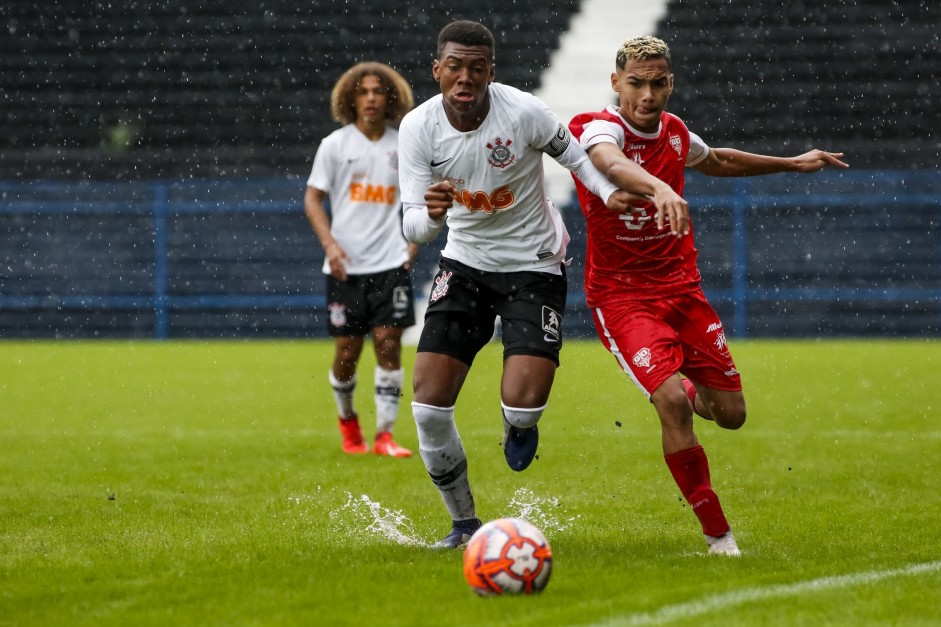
462, 518, 553, 596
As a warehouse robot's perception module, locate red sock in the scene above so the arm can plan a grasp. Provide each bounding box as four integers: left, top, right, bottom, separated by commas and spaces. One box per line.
681, 378, 697, 413
664, 445, 730, 537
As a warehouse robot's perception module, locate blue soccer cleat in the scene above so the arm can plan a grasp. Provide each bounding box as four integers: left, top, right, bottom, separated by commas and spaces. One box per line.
503, 417, 539, 472
433, 518, 483, 549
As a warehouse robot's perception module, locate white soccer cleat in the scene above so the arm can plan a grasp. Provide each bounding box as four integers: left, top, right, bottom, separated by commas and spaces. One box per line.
706, 531, 742, 556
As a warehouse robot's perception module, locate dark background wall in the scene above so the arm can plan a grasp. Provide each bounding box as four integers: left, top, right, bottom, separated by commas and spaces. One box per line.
2, 0, 580, 179
1, 1, 939, 339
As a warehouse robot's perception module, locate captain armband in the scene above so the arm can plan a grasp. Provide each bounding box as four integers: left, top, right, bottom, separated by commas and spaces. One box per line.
539, 124, 571, 158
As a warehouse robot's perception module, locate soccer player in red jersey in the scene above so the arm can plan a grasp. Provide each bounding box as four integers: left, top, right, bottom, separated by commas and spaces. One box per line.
400, 22, 688, 549
569, 36, 848, 555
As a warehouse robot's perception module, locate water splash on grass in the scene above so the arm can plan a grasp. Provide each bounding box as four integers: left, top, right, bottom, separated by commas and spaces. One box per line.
319, 488, 576, 546
330, 492, 428, 547
507, 487, 579, 533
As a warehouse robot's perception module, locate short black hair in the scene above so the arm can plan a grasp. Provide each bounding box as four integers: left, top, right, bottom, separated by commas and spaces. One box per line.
436, 20, 495, 59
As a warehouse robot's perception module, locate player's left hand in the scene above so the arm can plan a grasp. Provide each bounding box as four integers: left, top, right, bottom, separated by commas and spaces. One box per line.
404, 242, 419, 272
604, 189, 648, 212
792, 150, 849, 172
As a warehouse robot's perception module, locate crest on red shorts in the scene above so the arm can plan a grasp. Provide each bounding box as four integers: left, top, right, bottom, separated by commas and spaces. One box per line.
632, 347, 652, 369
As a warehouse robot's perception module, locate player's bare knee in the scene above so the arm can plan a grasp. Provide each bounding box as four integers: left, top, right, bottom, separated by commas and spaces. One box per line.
652, 386, 693, 425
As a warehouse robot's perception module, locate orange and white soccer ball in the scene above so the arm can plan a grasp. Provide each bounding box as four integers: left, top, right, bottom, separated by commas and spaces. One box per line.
462, 518, 553, 596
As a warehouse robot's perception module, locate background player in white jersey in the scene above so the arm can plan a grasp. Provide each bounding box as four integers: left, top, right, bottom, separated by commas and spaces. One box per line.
398, 21, 689, 548
570, 36, 848, 555
304, 62, 419, 458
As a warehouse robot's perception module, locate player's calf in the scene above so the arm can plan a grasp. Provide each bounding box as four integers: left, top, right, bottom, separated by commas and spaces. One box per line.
698, 388, 747, 430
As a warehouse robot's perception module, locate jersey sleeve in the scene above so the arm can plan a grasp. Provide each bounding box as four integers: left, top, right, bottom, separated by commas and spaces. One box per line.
516, 91, 567, 153
397, 109, 446, 244
579, 119, 625, 150
686, 131, 710, 167
512, 95, 618, 202
307, 133, 335, 192
397, 111, 432, 208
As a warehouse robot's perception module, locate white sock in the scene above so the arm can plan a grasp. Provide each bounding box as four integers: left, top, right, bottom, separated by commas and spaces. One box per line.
374, 366, 404, 434
329, 370, 356, 419
412, 402, 475, 521
501, 402, 545, 429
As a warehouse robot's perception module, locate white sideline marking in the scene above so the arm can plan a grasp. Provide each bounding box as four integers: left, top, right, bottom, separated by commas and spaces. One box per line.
590, 560, 941, 626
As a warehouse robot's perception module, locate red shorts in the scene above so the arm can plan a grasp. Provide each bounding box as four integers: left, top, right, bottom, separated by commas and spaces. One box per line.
591, 289, 742, 397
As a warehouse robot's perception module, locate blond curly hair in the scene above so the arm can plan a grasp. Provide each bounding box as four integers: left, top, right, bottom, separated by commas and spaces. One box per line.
616, 36, 672, 70
330, 62, 414, 127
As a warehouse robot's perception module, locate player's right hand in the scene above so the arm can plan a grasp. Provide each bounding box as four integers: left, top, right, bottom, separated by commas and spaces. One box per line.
424, 181, 455, 220
651, 185, 690, 237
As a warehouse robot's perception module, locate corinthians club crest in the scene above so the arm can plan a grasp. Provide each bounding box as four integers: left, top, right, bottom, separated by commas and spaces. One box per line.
328, 302, 347, 328
486, 137, 515, 169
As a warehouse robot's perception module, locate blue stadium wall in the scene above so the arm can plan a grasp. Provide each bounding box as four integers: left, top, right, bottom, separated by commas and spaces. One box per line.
2, 171, 939, 340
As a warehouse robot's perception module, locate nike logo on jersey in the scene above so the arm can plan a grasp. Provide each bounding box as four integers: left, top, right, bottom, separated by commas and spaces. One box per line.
430, 157, 453, 167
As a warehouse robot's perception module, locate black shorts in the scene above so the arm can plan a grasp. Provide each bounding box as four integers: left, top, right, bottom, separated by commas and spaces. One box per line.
417, 257, 567, 367
326, 267, 416, 337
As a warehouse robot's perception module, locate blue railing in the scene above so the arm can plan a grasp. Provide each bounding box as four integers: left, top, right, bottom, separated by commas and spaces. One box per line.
1, 171, 940, 338
685, 174, 941, 336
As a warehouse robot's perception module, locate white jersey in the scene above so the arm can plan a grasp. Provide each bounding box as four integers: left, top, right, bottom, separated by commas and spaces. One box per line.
307, 124, 409, 275
399, 83, 617, 274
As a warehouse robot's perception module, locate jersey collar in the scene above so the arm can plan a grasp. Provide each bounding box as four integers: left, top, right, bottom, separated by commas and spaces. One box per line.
605, 105, 662, 140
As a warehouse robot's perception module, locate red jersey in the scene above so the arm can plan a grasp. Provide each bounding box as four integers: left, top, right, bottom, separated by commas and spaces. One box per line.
569, 108, 703, 304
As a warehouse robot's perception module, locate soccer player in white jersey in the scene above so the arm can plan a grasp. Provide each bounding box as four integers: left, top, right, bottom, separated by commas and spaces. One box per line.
398, 21, 690, 548
570, 36, 848, 555
304, 62, 419, 458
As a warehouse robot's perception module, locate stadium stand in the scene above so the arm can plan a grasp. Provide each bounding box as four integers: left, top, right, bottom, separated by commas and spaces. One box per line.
655, 0, 940, 168
1, 1, 940, 338
1, 0, 580, 179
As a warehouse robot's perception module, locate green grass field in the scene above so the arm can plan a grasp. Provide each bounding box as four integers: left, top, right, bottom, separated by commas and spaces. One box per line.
2, 339, 940, 626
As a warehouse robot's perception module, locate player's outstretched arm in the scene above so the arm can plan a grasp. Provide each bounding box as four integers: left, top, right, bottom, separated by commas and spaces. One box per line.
587, 142, 690, 237
692, 148, 849, 177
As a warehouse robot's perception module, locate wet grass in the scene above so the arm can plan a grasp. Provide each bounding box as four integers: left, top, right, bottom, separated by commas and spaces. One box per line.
1, 339, 939, 626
